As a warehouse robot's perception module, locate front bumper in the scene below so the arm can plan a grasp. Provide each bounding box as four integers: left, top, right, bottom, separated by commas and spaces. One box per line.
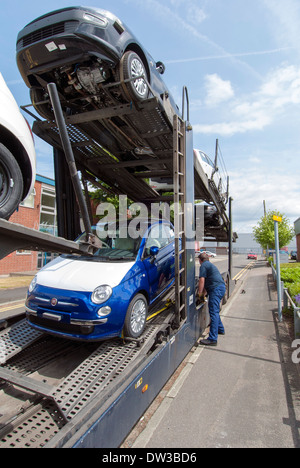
26, 307, 109, 340
25, 283, 129, 341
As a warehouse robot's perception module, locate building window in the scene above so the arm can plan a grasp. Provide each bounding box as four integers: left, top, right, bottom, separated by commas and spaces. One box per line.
20, 188, 36, 208
39, 185, 57, 236
37, 252, 58, 269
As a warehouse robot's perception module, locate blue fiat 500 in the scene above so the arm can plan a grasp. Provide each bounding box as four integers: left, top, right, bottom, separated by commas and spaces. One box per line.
26, 220, 175, 341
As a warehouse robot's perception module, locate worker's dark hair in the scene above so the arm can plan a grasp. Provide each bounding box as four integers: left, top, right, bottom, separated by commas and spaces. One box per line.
198, 252, 209, 262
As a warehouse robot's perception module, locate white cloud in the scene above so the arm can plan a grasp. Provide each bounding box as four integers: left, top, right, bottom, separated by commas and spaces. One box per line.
204, 74, 235, 107
229, 167, 300, 233
186, 5, 207, 25
158, 0, 207, 25
194, 64, 300, 136
194, 116, 271, 137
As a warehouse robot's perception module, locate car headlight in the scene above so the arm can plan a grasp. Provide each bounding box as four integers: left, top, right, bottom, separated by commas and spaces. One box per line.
83, 13, 108, 27
91, 285, 112, 304
28, 276, 37, 293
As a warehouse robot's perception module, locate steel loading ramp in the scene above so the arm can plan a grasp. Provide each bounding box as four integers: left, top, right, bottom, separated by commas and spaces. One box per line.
32, 93, 229, 240
32, 97, 174, 205
0, 218, 96, 260
0, 303, 177, 448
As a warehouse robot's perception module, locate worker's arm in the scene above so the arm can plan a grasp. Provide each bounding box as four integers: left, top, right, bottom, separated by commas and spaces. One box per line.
198, 277, 206, 296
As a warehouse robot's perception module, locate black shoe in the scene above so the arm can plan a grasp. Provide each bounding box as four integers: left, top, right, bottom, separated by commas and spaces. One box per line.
218, 331, 225, 335
199, 339, 218, 346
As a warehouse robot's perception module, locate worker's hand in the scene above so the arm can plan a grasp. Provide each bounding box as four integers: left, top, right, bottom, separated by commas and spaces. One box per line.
197, 292, 205, 303
196, 293, 202, 305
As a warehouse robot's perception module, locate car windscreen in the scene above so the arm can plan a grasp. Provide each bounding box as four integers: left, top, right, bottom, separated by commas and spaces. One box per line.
199, 151, 214, 167
76, 225, 142, 260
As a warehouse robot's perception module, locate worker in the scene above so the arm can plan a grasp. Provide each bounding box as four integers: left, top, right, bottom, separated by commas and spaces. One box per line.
197, 252, 226, 346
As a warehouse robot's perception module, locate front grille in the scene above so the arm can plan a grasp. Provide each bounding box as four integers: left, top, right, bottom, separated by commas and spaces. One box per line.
17, 20, 79, 49
29, 315, 94, 336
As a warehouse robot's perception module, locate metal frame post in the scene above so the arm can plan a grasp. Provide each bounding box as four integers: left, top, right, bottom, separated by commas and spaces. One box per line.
53, 148, 81, 240
47, 83, 92, 240
228, 197, 233, 280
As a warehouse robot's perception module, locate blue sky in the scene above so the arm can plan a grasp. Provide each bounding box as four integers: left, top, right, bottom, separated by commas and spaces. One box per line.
1, 0, 300, 234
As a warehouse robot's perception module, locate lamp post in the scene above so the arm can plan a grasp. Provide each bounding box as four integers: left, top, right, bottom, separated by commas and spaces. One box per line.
273, 215, 283, 322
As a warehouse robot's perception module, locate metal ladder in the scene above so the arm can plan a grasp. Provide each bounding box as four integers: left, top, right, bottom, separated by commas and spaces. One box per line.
173, 114, 187, 325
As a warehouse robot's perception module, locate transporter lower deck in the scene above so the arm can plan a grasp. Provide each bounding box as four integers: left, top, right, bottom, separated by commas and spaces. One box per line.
0, 292, 191, 448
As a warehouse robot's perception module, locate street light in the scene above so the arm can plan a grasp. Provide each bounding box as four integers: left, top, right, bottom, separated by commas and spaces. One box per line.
273, 215, 283, 322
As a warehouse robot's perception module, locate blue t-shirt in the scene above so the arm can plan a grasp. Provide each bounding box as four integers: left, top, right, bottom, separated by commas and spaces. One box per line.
199, 260, 224, 294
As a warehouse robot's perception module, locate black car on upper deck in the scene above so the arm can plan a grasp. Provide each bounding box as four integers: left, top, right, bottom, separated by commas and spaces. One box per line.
16, 6, 179, 121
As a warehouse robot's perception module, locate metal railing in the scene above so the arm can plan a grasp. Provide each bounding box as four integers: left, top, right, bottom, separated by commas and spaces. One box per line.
283, 288, 300, 339
271, 263, 300, 338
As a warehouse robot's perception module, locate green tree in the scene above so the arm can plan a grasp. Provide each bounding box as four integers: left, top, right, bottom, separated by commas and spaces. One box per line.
253, 210, 295, 250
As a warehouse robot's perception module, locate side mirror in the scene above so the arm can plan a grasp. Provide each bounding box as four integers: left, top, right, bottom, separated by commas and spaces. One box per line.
150, 246, 159, 257
156, 61, 165, 75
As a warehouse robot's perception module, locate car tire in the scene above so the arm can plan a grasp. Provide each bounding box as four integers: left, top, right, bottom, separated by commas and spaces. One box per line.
30, 87, 54, 120
120, 51, 149, 102
123, 293, 148, 338
0, 143, 24, 220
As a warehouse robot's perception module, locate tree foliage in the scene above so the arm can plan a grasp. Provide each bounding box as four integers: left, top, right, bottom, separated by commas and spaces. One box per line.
253, 210, 295, 250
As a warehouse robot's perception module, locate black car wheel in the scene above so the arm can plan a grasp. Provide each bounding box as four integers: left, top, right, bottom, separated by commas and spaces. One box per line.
123, 293, 148, 338
120, 51, 149, 102
0, 144, 23, 220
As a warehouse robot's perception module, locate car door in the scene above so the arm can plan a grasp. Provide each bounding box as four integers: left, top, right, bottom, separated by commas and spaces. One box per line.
143, 222, 175, 303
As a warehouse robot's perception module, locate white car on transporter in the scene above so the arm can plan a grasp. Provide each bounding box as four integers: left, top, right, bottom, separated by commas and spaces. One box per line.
150, 149, 226, 198
0, 72, 36, 219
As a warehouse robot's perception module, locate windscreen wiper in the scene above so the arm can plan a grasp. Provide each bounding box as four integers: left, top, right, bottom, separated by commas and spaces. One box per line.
107, 256, 135, 261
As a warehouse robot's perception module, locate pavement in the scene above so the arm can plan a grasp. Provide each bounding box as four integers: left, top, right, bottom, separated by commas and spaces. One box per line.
122, 259, 300, 449
0, 287, 28, 305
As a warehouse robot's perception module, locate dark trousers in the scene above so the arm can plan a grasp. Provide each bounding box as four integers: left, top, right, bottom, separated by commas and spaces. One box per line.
208, 283, 226, 341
